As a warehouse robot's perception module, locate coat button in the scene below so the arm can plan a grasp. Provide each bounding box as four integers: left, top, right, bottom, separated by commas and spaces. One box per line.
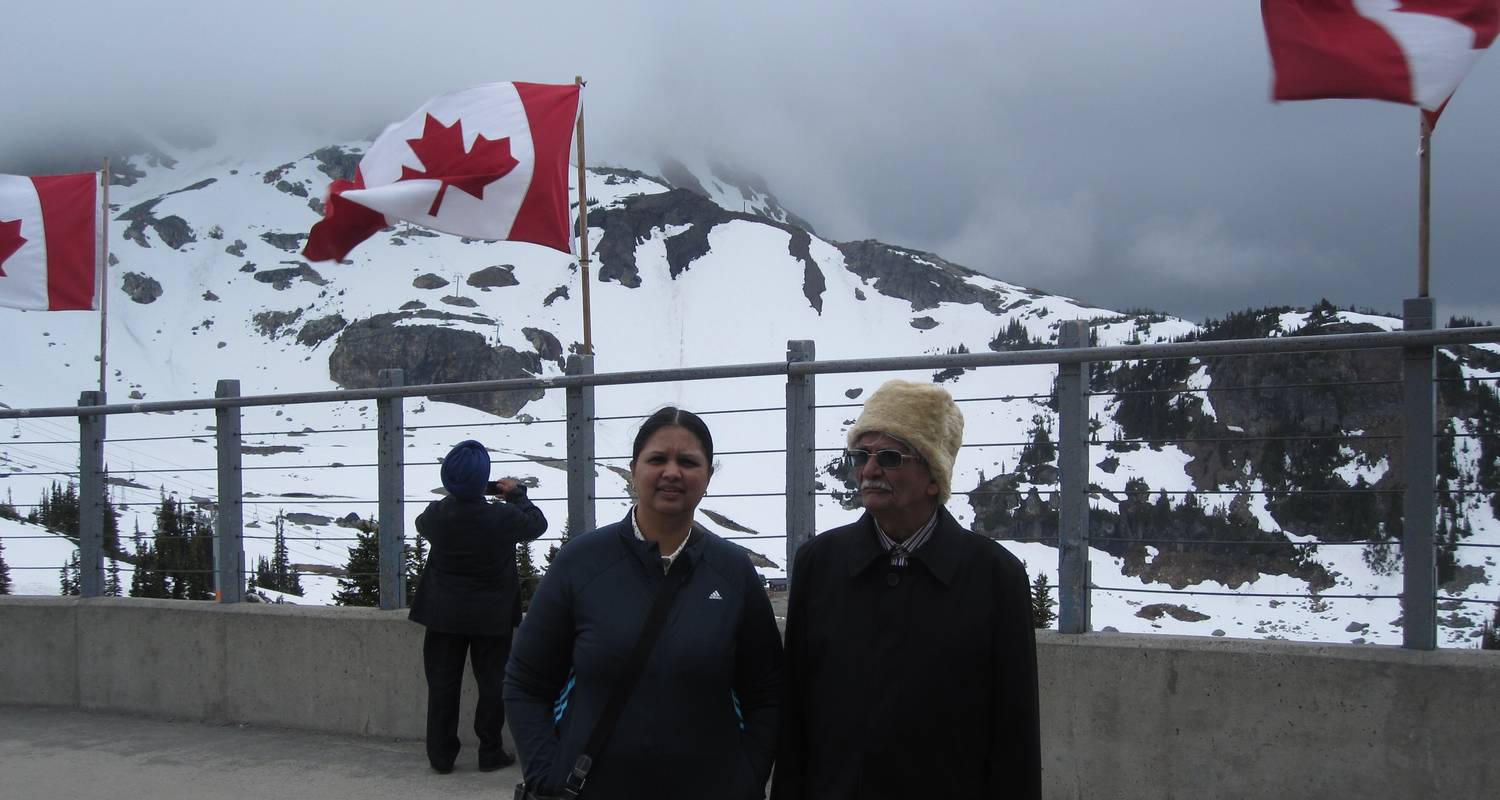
886, 572, 900, 587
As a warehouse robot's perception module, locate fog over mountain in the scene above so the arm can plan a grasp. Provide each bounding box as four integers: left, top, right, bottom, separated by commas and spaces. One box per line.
3, 1, 1498, 325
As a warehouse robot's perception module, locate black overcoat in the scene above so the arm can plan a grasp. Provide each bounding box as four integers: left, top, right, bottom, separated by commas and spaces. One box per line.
408, 492, 547, 637
772, 507, 1041, 800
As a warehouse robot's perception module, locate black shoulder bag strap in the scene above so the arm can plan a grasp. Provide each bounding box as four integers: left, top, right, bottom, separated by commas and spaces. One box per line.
560, 549, 694, 799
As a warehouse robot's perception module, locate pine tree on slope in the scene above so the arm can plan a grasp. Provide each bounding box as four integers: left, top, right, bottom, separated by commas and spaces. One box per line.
332, 519, 380, 607
517, 540, 540, 613
0, 539, 11, 594
105, 558, 122, 597
1482, 599, 1500, 651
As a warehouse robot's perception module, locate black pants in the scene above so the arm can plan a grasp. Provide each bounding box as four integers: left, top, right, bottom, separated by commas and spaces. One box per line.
423, 628, 512, 769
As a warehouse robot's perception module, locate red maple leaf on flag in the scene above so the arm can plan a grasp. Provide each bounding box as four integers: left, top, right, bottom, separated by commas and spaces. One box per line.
399, 114, 520, 217
0, 218, 26, 277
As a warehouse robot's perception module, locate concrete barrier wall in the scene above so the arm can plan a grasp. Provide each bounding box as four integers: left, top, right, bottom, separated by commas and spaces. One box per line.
0, 597, 479, 742
3, 596, 1498, 798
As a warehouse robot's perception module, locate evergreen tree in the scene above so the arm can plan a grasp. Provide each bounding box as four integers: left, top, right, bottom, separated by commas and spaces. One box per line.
405, 532, 427, 606
129, 519, 167, 598
517, 540, 540, 613
1029, 567, 1056, 629
1482, 599, 1500, 651
104, 557, 122, 597
544, 523, 572, 571
1017, 416, 1056, 482
332, 518, 380, 607
0, 538, 11, 594
0, 488, 19, 521
59, 549, 80, 596
253, 515, 305, 597
132, 495, 215, 600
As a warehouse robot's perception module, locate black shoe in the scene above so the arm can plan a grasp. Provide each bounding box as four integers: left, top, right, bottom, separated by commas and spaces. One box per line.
431, 761, 455, 775
478, 750, 516, 772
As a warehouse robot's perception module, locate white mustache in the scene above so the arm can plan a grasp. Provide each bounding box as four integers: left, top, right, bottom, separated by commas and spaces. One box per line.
860, 479, 893, 493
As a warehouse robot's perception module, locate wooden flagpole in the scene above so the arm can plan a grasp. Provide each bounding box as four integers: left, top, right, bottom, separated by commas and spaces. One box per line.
574, 75, 593, 356
1417, 114, 1431, 298
98, 158, 110, 398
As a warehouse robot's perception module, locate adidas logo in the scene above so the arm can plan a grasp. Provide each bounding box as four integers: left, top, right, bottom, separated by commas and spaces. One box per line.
708, 590, 723, 600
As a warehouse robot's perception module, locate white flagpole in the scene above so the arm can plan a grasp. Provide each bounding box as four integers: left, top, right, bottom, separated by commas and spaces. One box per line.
574, 75, 593, 356
98, 158, 110, 398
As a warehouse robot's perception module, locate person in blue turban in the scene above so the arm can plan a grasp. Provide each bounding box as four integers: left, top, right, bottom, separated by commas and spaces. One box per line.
410, 439, 548, 774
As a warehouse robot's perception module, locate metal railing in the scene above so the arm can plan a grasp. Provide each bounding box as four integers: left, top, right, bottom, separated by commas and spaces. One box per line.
2, 305, 1498, 650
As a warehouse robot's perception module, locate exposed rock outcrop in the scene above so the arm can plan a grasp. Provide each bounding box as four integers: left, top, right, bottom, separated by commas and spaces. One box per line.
468, 265, 518, 289
329, 312, 543, 417
254, 263, 327, 290
296, 314, 347, 347
121, 272, 162, 304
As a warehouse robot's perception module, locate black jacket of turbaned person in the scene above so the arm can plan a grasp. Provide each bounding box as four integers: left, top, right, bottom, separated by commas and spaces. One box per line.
773, 506, 1042, 800
504, 512, 785, 800
408, 490, 547, 637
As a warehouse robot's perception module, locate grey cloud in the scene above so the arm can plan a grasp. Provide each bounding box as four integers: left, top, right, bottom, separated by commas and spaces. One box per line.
3, 0, 1496, 325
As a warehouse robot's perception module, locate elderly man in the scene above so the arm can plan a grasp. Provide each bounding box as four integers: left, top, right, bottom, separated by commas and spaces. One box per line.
773, 380, 1041, 800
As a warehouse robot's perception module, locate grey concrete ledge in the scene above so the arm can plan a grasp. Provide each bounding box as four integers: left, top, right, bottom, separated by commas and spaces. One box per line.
5, 597, 1498, 798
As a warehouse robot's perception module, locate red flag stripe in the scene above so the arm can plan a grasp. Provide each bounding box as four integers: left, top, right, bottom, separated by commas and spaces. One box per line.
32, 174, 97, 311
510, 82, 582, 252
1263, 0, 1415, 105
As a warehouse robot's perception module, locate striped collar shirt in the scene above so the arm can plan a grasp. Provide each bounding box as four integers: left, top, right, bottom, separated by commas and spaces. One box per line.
873, 511, 939, 568
632, 506, 691, 573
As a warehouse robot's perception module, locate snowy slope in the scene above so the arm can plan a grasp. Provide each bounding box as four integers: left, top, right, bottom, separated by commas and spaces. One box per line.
1, 138, 1495, 646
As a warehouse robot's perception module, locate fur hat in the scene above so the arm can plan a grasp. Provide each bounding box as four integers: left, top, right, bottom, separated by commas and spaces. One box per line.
440, 440, 491, 500
846, 380, 965, 503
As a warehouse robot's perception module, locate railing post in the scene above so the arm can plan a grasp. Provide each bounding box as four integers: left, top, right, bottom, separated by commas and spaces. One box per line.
566, 355, 596, 539
1057, 320, 1091, 633
377, 369, 406, 610
77, 391, 105, 598
785, 340, 816, 578
214, 380, 245, 603
1402, 298, 1437, 650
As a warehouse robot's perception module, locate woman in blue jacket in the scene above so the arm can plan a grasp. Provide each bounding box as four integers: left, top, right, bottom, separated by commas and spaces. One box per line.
504, 407, 784, 799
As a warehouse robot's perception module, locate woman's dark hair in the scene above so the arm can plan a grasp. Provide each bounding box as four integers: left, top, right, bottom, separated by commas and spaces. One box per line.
630, 406, 714, 466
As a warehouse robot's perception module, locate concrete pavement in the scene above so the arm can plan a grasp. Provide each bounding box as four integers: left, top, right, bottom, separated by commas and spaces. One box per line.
0, 705, 523, 800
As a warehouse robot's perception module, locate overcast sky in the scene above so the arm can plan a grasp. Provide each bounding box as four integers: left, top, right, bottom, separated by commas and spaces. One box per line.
3, 1, 1496, 325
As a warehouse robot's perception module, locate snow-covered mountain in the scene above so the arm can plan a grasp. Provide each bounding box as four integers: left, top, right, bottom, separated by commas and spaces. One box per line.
2, 137, 1496, 647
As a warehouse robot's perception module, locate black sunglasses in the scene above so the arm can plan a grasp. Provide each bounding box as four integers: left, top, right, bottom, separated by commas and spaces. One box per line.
844, 449, 921, 470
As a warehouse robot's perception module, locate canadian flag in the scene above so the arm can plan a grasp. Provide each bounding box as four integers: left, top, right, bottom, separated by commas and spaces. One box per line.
304, 82, 581, 262
0, 172, 101, 311
1263, 0, 1500, 125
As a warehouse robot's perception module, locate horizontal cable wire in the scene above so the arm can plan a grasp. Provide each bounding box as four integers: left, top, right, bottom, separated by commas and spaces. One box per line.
1091, 379, 1403, 398
1097, 433, 1401, 446
596, 447, 789, 461
595, 492, 784, 500
695, 406, 785, 416
1087, 536, 1388, 548
2, 440, 80, 446
240, 425, 377, 437
403, 418, 565, 431
242, 534, 363, 542
240, 463, 378, 471
1438, 596, 1500, 606
105, 433, 217, 444
107, 466, 216, 475
1094, 585, 1401, 600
